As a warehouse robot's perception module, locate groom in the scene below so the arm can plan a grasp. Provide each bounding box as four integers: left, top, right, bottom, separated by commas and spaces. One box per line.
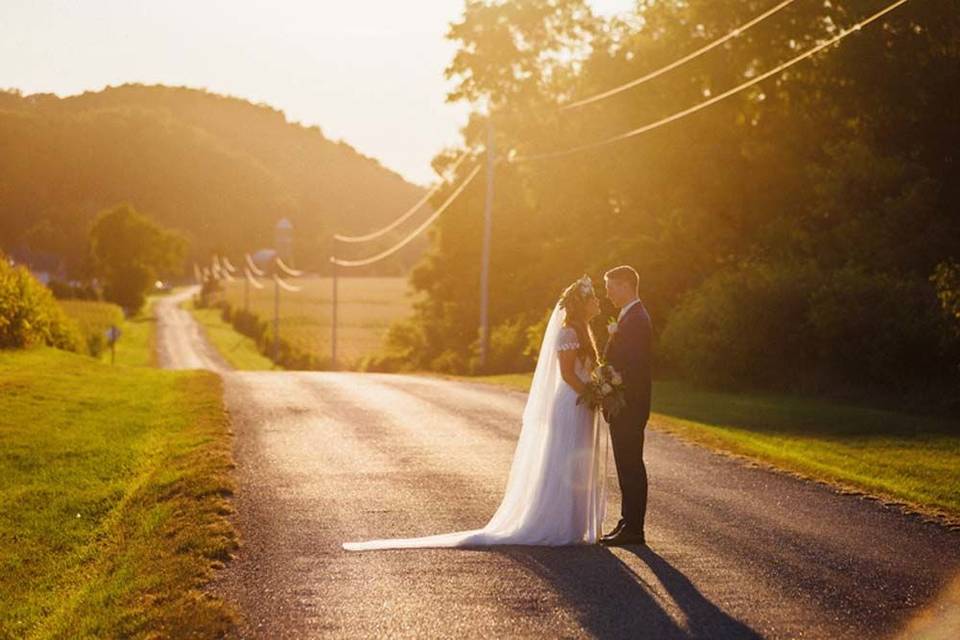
600, 265, 652, 547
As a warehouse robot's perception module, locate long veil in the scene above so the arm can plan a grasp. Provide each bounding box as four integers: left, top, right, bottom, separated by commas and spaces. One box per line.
342, 303, 588, 551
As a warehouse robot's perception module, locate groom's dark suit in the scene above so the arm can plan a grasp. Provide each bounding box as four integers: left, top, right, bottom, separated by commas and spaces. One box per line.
603, 300, 652, 532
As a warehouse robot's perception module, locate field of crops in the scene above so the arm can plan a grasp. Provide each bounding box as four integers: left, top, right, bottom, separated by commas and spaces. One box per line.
216, 276, 414, 367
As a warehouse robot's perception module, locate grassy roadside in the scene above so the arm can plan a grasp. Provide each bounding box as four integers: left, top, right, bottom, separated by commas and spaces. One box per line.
464, 373, 960, 524
0, 348, 237, 638
185, 299, 275, 370
59, 297, 159, 367
108, 298, 159, 368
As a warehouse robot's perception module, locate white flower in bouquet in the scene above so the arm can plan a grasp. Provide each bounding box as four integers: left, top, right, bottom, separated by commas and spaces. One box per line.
580, 362, 628, 417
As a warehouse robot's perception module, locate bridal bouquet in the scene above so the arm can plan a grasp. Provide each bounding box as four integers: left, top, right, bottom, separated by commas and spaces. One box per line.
577, 363, 627, 417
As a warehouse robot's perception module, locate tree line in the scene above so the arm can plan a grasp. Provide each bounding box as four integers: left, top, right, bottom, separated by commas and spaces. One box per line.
380, 0, 959, 406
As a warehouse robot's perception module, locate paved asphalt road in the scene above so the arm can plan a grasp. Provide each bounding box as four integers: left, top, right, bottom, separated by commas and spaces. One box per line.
156, 289, 960, 639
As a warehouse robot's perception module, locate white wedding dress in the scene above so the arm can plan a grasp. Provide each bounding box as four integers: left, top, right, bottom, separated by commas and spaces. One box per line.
343, 304, 607, 551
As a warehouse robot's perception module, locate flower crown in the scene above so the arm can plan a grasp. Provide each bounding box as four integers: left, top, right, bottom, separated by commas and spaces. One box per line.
560, 274, 595, 310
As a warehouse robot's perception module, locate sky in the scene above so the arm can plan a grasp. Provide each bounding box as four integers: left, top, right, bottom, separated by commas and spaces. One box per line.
0, 0, 635, 185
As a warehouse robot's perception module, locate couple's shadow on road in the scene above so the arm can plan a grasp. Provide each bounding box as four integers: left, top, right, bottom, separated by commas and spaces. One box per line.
490, 544, 761, 639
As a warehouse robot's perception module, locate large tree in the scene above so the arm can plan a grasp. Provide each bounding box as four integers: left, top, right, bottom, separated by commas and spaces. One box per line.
386, 0, 960, 397
89, 203, 186, 313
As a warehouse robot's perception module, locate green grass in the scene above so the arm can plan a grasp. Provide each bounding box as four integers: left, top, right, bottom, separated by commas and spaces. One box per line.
214, 276, 413, 366
109, 298, 159, 368
0, 347, 237, 639
186, 299, 274, 370
58, 300, 125, 357
466, 373, 960, 523
58, 298, 157, 367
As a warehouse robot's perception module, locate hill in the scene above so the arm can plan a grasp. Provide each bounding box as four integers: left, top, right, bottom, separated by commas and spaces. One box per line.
0, 84, 429, 276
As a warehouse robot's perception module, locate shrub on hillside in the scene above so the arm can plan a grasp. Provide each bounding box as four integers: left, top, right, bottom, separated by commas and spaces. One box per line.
0, 256, 83, 351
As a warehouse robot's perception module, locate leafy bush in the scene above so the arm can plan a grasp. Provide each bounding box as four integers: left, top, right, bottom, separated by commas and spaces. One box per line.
430, 349, 469, 374
363, 320, 422, 372
523, 307, 556, 361
932, 260, 960, 337
47, 279, 99, 300
225, 306, 268, 344
0, 256, 83, 352
660, 261, 959, 394
476, 314, 539, 374
89, 203, 186, 314
59, 300, 125, 356
807, 267, 957, 389
659, 261, 818, 389
212, 298, 334, 370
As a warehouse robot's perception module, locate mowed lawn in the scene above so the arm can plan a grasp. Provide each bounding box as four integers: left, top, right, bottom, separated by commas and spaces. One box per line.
471, 374, 960, 522
216, 276, 413, 366
0, 348, 236, 639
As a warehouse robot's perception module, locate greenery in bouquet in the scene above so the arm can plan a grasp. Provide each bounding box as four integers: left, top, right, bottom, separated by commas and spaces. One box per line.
577, 363, 627, 417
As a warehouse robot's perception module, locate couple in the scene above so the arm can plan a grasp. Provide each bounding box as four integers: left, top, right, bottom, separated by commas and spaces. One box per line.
343, 265, 652, 550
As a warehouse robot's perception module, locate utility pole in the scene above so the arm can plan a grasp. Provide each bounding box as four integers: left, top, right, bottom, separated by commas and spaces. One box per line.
273, 272, 280, 363
331, 254, 339, 370
478, 120, 495, 370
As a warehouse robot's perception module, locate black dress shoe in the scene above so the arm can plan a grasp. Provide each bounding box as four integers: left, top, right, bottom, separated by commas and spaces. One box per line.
600, 520, 627, 542
599, 528, 646, 547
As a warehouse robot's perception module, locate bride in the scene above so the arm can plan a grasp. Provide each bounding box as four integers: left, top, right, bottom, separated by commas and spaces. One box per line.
343, 275, 608, 550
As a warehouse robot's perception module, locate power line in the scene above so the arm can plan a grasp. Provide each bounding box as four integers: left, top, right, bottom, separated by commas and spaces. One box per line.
564, 0, 797, 111
274, 274, 302, 292
244, 266, 265, 290
331, 163, 483, 268
245, 253, 266, 277
210, 255, 235, 282
276, 257, 303, 277
333, 151, 473, 243
515, 0, 912, 163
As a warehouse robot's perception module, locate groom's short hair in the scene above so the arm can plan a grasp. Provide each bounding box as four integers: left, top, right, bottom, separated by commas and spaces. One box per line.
604, 265, 639, 292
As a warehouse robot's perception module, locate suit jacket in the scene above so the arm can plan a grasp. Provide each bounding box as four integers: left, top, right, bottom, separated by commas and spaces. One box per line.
603, 300, 652, 425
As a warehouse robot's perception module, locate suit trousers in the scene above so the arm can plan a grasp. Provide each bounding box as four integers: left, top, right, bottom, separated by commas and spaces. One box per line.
608, 409, 649, 531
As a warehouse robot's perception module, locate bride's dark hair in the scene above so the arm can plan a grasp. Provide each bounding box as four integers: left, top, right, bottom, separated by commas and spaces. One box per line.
559, 278, 599, 365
